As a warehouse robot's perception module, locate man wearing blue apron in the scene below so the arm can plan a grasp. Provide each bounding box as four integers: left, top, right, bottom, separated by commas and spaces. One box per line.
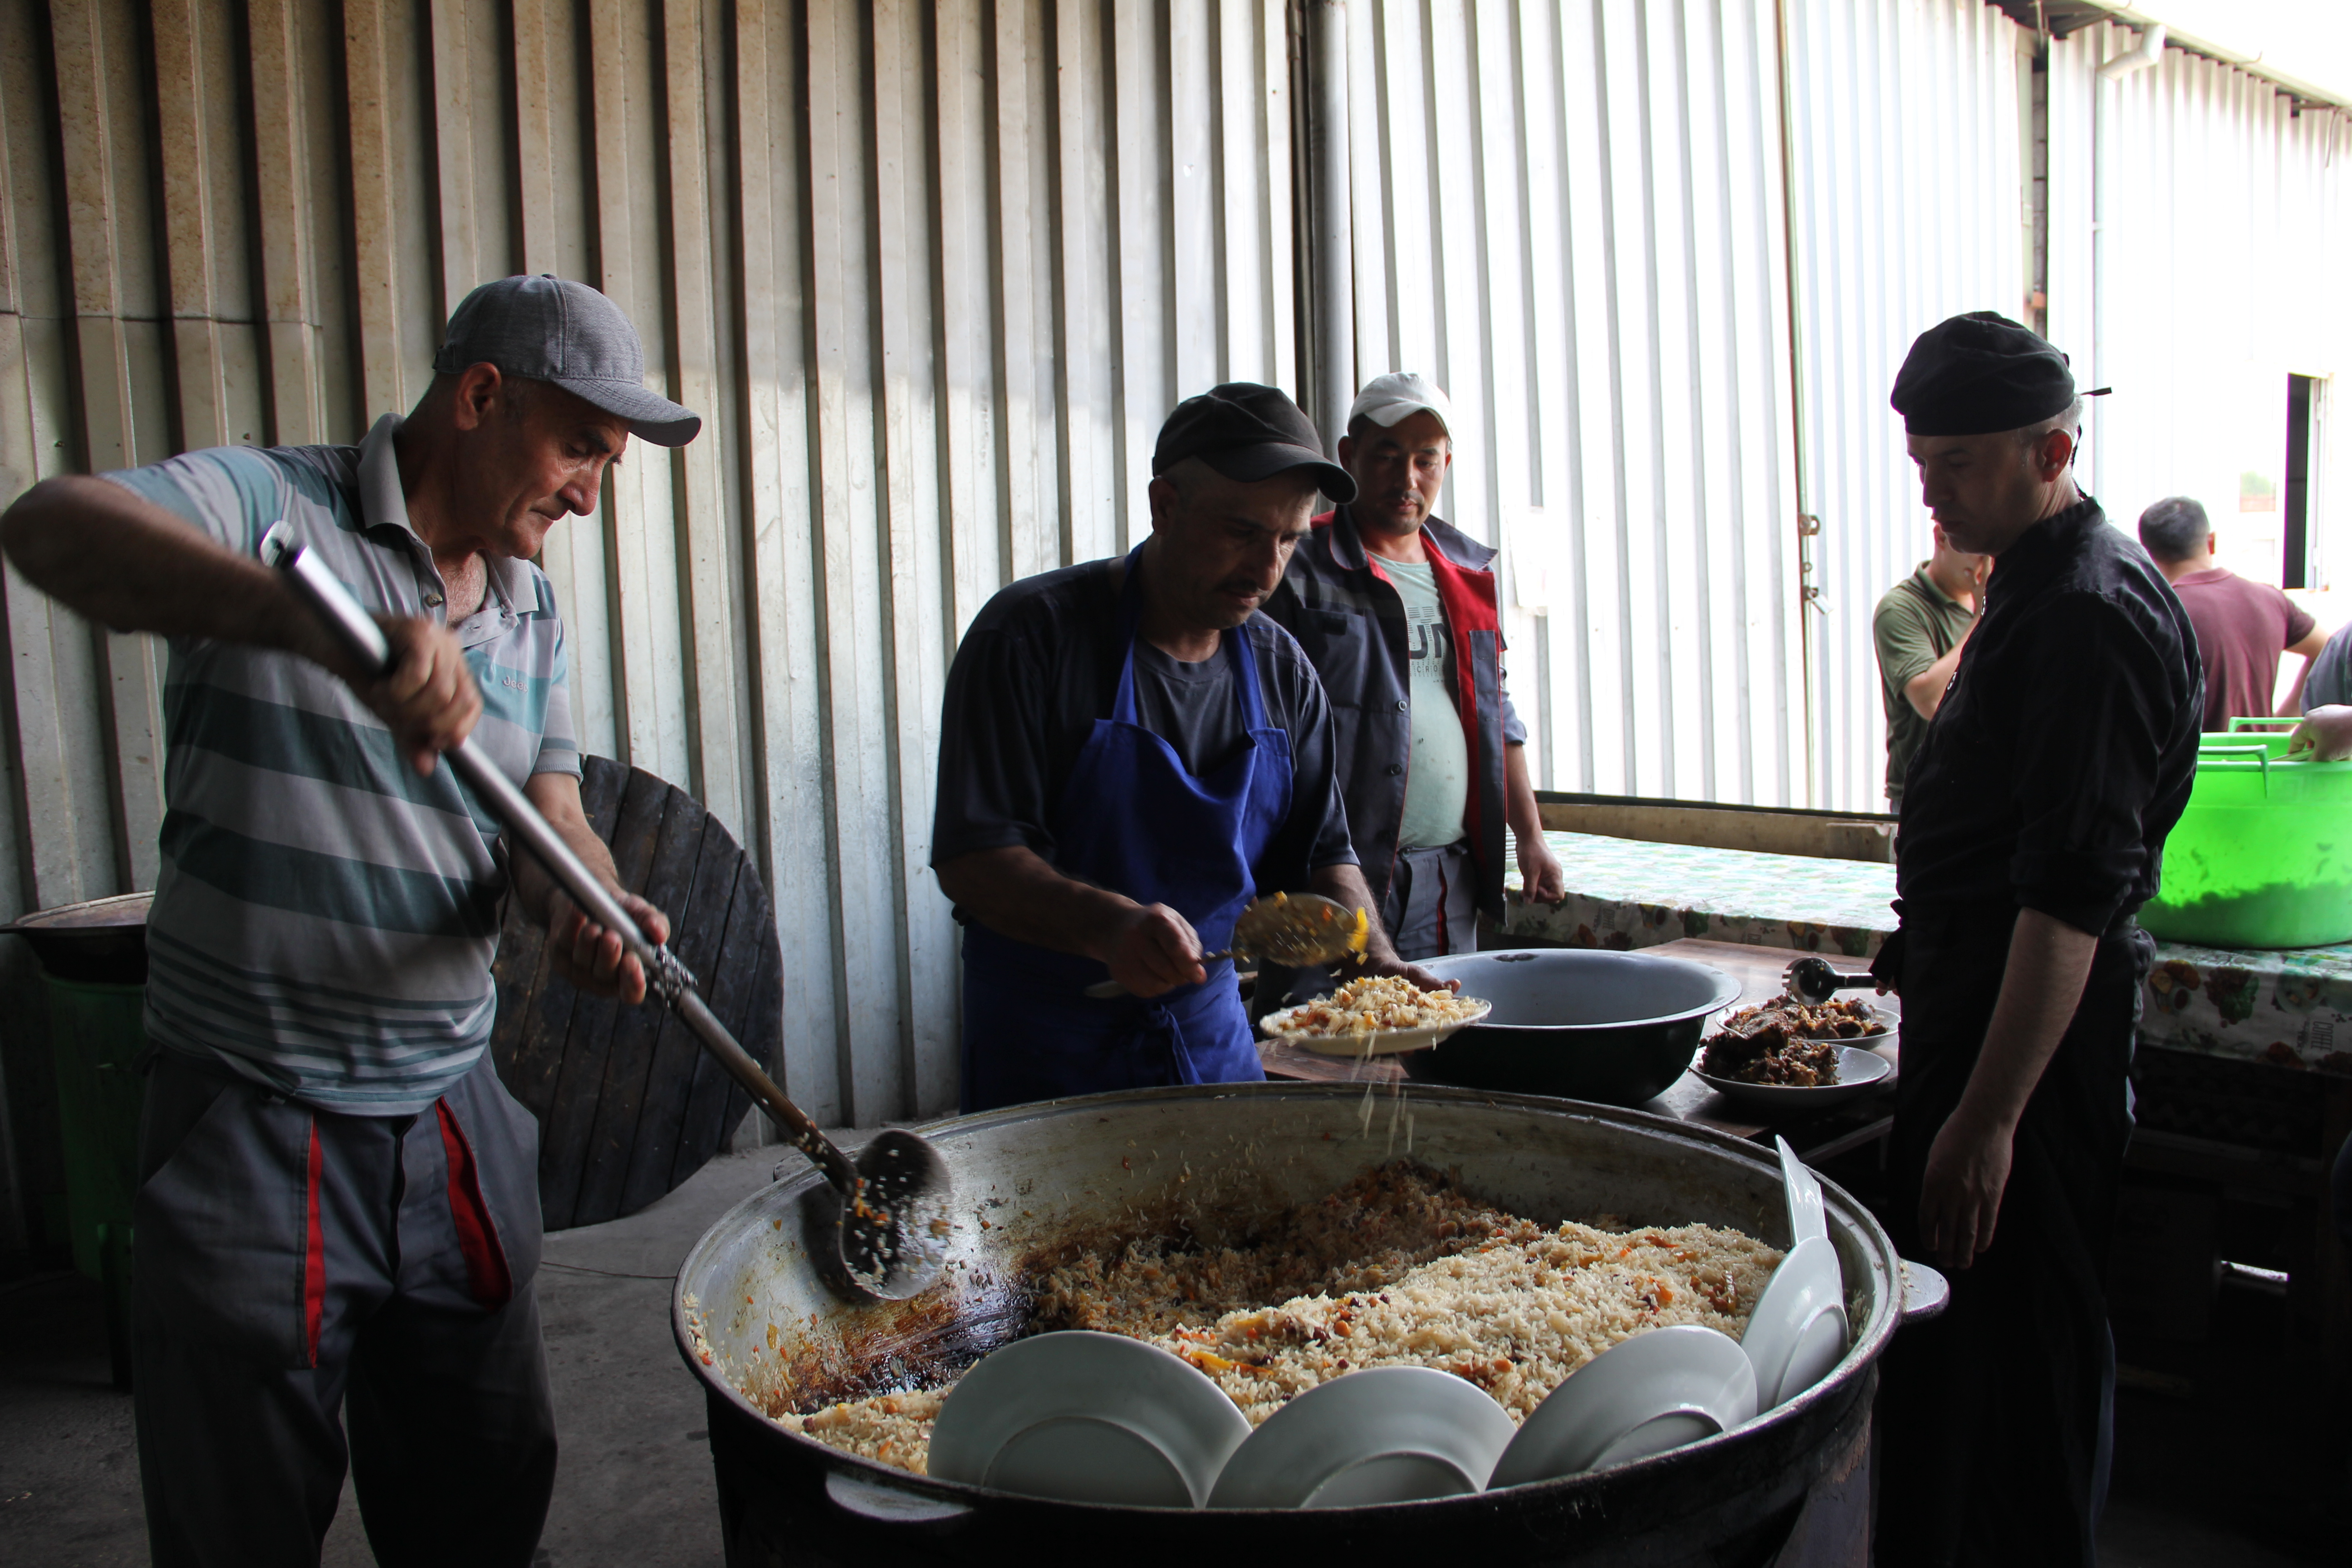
933, 384, 1437, 1111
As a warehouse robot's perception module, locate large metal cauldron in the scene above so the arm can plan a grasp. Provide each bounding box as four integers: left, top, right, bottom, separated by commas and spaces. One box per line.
675, 1084, 1912, 1566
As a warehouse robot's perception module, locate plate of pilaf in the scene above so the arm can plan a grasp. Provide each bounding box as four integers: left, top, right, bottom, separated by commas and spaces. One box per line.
1259, 975, 1491, 1057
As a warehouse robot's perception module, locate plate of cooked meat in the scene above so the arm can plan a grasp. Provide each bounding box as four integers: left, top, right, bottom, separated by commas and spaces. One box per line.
1717, 995, 1892, 1045
1692, 995, 1896, 1110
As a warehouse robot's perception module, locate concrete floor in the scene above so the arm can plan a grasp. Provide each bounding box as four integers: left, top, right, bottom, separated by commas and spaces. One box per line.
0, 1141, 2338, 1567
0, 1143, 781, 1568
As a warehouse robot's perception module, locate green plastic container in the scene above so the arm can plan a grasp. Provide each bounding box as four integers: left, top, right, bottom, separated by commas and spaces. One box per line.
45, 975, 148, 1282
2140, 719, 2352, 949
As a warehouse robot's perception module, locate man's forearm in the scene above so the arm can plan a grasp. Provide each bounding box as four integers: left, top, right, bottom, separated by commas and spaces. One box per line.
1902, 637, 1969, 720
510, 798, 629, 926
1951, 907, 2099, 1132
1, 475, 335, 665
936, 845, 1137, 962
2282, 655, 2314, 716
1503, 742, 1544, 843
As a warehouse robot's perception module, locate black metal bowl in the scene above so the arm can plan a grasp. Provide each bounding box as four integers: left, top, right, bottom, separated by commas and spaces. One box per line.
1399, 949, 1743, 1105
1, 892, 152, 985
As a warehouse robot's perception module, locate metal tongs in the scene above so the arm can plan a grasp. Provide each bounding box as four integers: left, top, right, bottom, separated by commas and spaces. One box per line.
1081, 891, 1370, 1000
271, 539, 948, 1303
1783, 955, 1878, 1007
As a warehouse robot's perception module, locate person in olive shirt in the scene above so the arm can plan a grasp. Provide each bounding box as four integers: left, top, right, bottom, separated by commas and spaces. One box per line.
1869, 313, 2200, 1568
1871, 524, 1987, 807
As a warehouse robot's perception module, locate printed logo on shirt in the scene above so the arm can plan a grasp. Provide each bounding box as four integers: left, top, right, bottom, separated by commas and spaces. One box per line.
1406, 601, 1453, 686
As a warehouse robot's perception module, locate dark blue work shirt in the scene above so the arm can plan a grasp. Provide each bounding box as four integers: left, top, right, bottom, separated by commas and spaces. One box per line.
929, 559, 1357, 888
1896, 495, 2202, 936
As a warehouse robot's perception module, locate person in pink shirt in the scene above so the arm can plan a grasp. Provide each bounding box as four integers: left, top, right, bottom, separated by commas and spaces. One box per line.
2138, 495, 2325, 729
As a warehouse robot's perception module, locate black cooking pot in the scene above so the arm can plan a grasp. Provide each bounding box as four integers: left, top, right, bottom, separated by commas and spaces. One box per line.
1399, 950, 1742, 1105
676, 1083, 1940, 1567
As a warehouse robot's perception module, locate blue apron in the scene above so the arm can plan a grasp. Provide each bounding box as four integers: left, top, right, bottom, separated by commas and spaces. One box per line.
960, 547, 1292, 1112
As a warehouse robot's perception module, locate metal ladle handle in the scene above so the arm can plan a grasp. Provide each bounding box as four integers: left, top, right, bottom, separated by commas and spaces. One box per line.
270, 538, 856, 1194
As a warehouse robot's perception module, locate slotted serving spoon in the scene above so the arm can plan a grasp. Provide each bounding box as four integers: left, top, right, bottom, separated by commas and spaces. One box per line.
1081, 891, 1369, 1000
272, 535, 950, 1304
1784, 955, 1879, 1007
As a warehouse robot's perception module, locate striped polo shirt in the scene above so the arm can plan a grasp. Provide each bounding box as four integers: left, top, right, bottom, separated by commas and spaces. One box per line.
104, 415, 581, 1114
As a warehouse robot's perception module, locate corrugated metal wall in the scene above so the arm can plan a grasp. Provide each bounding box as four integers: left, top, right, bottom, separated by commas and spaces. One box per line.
1781, 0, 2027, 812
1335, 0, 2032, 816
2051, 20, 2352, 588
0, 0, 1296, 1244
1344, 0, 1806, 809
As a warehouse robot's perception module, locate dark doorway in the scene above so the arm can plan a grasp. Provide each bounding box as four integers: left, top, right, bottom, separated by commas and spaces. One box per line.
2283, 375, 2316, 588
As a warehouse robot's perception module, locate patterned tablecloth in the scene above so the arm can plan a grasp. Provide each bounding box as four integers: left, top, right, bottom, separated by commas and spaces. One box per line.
1502, 832, 1897, 960
1502, 830, 2352, 1076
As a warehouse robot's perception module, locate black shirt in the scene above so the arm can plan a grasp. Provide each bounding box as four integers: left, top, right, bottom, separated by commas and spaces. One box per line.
930, 559, 1358, 890
1896, 495, 2202, 936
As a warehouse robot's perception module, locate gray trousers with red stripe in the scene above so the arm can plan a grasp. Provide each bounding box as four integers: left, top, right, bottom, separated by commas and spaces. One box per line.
131, 1048, 556, 1568
1381, 842, 1478, 961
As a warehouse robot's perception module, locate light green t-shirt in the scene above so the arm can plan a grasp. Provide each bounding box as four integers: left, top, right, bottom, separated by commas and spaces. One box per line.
1385, 559, 1470, 849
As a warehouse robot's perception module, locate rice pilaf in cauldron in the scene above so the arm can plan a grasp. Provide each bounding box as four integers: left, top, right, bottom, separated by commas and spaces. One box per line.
759, 1163, 1781, 1475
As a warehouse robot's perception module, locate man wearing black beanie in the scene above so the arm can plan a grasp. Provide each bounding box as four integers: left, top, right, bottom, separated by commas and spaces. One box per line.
1869, 313, 2202, 1565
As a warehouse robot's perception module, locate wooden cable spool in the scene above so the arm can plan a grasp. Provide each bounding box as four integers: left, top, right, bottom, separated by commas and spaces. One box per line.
489, 756, 784, 1231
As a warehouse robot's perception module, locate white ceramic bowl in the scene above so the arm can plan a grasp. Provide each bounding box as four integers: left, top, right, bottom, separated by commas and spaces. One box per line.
1693, 1045, 1894, 1110
1487, 1325, 1758, 1488
1206, 1365, 1519, 1509
1262, 999, 1493, 1058
928, 1331, 1251, 1507
1738, 1235, 1849, 1409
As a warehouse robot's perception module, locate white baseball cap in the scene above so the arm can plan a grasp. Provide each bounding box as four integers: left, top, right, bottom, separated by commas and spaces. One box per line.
1347, 371, 1455, 437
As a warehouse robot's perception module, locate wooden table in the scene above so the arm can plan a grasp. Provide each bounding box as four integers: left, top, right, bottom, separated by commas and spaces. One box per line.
1260, 937, 1900, 1161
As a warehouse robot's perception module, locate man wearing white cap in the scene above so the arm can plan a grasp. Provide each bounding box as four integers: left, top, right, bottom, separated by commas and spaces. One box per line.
1, 274, 695, 1564
1263, 372, 1563, 968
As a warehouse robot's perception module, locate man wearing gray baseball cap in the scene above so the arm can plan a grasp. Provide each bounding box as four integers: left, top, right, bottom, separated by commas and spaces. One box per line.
0, 274, 696, 1564
1264, 372, 1563, 974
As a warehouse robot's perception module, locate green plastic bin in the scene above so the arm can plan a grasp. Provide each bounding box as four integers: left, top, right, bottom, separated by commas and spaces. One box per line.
45, 976, 147, 1282
3, 891, 152, 1390
2139, 718, 2352, 949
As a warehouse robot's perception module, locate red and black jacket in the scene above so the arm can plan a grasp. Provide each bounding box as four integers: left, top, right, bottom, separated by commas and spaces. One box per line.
1262, 506, 1527, 922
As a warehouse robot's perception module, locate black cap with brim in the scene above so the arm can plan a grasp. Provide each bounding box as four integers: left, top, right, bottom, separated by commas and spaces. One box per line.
1152, 382, 1356, 503
1199, 439, 1354, 500
1891, 310, 2100, 438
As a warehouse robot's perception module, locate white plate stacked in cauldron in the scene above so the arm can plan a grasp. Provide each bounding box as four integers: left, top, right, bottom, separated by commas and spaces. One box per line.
926, 1140, 1851, 1509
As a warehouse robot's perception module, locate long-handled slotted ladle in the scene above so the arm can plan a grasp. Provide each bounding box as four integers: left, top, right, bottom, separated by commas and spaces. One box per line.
271, 536, 949, 1303
1081, 891, 1370, 1000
